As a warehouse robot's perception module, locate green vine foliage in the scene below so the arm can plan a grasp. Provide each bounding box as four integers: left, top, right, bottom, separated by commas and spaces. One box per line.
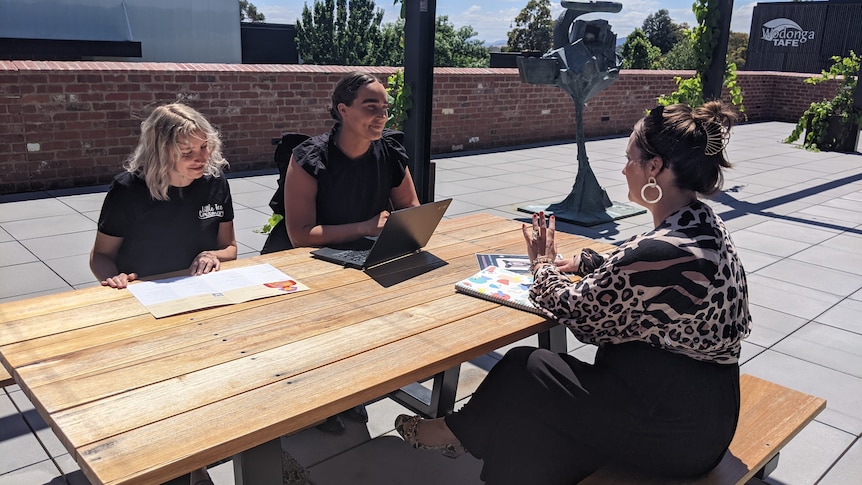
658, 0, 744, 112
785, 51, 861, 151
386, 69, 412, 130
254, 213, 283, 235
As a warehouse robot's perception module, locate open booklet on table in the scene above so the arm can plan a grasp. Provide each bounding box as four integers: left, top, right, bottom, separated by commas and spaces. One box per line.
127, 263, 309, 318
455, 265, 546, 315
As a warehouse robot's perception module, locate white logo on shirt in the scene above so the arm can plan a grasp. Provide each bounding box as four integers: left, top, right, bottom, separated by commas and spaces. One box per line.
199, 203, 224, 220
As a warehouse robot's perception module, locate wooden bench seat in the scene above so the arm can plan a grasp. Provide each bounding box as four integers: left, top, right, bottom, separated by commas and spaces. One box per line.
577, 374, 826, 485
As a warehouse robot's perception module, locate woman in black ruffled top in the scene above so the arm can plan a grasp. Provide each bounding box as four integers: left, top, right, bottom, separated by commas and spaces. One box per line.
284, 71, 420, 248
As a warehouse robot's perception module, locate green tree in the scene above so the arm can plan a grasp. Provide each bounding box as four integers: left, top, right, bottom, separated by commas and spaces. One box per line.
641, 9, 684, 54
240, 0, 265, 22
435, 16, 489, 67
295, 0, 385, 65
379, 18, 405, 66
507, 0, 553, 53
621, 29, 661, 69
656, 34, 696, 70
727, 32, 748, 70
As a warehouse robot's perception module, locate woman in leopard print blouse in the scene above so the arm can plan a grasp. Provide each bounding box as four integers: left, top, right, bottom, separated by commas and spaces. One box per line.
395, 101, 752, 484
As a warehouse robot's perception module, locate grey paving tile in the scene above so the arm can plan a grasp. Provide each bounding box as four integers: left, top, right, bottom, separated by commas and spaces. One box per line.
730, 229, 812, 258
746, 273, 844, 321
746, 304, 809, 348
233, 207, 272, 232
456, 189, 538, 210
743, 219, 840, 244
736, 248, 781, 273
230, 190, 274, 211
230, 173, 277, 189
226, 177, 275, 195
720, 213, 775, 232
762, 420, 855, 485
235, 230, 268, 253
43, 255, 97, 287
798, 204, 862, 226
772, 322, 862, 378
791, 244, 862, 276
447, 165, 513, 179
72, 281, 101, 291
434, 169, 483, 184
0, 287, 71, 304
814, 298, 862, 334
0, 198, 77, 223
0, 460, 63, 485
822, 196, 862, 213
741, 350, 862, 435
53, 454, 90, 484
7, 389, 67, 459
820, 437, 862, 485
2, 213, 95, 240
0, 262, 70, 299
19, 231, 95, 261
0, 228, 12, 243
442, 198, 486, 217
57, 192, 106, 213
81, 209, 101, 223
0, 242, 37, 267
819, 233, 862, 254
0, 393, 51, 475
755, 258, 862, 297
740, 341, 766, 365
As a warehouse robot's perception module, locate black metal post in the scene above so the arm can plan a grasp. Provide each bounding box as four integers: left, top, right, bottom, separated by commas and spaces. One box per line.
702, 0, 734, 101
403, 0, 436, 203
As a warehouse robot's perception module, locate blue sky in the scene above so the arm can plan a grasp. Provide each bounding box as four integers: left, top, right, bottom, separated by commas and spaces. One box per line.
255, 0, 791, 46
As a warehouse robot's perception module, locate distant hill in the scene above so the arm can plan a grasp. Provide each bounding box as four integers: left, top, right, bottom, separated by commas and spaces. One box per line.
484, 38, 508, 48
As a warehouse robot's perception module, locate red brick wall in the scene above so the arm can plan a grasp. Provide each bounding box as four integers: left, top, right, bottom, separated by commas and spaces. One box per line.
0, 62, 841, 194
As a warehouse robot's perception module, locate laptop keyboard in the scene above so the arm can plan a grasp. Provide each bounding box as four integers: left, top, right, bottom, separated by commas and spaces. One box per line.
332, 249, 371, 264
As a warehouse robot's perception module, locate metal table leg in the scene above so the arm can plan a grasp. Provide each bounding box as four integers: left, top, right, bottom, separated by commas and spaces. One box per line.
538, 324, 568, 353
389, 365, 461, 418
233, 438, 283, 485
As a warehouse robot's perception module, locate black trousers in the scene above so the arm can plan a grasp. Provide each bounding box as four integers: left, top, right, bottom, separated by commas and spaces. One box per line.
445, 342, 739, 485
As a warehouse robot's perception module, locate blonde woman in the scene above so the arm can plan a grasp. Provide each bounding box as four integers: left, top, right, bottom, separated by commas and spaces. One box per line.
90, 103, 237, 290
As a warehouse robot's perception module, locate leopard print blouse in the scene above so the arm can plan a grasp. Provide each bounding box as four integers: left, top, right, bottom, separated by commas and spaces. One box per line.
530, 201, 751, 364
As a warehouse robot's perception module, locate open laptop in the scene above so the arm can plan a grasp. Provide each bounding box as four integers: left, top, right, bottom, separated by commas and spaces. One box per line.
310, 198, 453, 269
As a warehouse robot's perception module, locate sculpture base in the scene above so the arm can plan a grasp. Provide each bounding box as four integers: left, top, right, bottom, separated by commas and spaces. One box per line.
518, 202, 645, 226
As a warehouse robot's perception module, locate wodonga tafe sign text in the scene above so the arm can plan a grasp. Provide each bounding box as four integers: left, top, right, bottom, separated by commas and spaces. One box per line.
761, 18, 816, 47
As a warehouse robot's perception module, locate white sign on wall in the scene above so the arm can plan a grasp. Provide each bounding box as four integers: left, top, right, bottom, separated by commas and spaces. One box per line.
761, 18, 816, 47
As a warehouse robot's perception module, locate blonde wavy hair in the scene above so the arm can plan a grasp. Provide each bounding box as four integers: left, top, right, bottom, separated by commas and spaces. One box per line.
124, 103, 228, 200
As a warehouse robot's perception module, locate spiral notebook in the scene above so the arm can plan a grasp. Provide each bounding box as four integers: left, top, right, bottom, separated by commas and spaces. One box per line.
454, 266, 545, 315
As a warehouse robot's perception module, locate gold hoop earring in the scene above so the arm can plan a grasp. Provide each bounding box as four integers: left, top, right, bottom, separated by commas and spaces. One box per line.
640, 177, 662, 204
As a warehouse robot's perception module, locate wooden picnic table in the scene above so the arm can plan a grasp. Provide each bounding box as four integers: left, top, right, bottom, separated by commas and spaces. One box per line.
0, 213, 615, 485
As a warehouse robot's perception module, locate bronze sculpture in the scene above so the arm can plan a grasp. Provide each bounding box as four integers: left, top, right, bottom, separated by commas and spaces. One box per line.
517, 1, 644, 225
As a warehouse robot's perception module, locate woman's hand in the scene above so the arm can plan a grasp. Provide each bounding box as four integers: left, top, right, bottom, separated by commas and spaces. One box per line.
101, 272, 137, 289
366, 210, 390, 237
522, 211, 557, 262
190, 251, 220, 275
555, 254, 579, 273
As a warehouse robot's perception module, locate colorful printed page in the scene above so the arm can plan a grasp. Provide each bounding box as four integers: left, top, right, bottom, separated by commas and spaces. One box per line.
455, 266, 546, 315
128, 263, 309, 318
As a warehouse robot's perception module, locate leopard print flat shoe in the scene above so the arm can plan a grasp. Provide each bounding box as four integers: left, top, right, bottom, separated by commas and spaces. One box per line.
394, 414, 465, 458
